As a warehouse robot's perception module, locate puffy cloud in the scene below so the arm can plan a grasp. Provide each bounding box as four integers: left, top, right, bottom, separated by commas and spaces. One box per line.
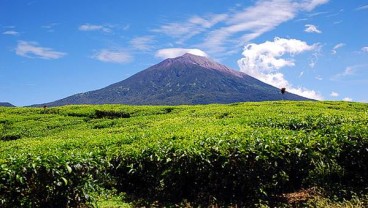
155, 48, 208, 59
79, 24, 112, 33
343, 97, 352, 102
330, 91, 339, 97
16, 41, 66, 59
130, 36, 155, 51
92, 49, 132, 64
331, 43, 345, 54
238, 37, 315, 72
304, 24, 322, 33
287, 87, 323, 100
3, 30, 19, 36
362, 47, 368, 53
238, 37, 323, 100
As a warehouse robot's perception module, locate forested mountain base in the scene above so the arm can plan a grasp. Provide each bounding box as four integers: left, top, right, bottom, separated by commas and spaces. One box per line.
1, 101, 367, 207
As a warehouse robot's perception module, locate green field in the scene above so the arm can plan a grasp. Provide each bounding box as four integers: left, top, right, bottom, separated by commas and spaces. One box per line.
1, 101, 367, 207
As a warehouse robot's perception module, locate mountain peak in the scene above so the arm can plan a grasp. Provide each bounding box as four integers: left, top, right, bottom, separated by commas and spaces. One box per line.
175, 53, 220, 68
181, 52, 206, 58
158, 53, 243, 77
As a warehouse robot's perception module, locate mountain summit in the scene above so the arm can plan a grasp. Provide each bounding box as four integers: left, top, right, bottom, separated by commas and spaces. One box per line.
39, 53, 310, 106
157, 53, 244, 77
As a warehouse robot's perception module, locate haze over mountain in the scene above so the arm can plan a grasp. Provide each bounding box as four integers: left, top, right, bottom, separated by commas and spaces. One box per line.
37, 53, 310, 106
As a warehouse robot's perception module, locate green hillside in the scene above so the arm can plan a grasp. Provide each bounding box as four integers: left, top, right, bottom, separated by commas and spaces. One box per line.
1, 101, 367, 207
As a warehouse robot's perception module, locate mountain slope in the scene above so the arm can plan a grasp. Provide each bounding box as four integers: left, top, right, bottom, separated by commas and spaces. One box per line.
39, 53, 310, 106
0, 102, 15, 107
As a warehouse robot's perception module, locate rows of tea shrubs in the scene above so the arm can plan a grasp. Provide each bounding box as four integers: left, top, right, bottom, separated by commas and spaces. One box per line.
0, 101, 367, 206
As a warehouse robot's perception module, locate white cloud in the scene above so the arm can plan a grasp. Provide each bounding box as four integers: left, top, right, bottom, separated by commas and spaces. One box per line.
333, 64, 368, 80
79, 24, 112, 33
315, 75, 323, 80
335, 66, 354, 78
288, 87, 323, 100
122, 24, 130, 30
362, 47, 368, 53
299, 0, 329, 11
356, 5, 368, 10
16, 41, 66, 59
307, 11, 329, 17
155, 48, 208, 59
153, 14, 228, 44
237, 37, 322, 100
330, 91, 339, 97
130, 36, 155, 51
238, 37, 315, 72
42, 23, 59, 32
309, 45, 322, 68
3, 30, 19, 36
331, 43, 345, 54
304, 24, 322, 33
201, 0, 298, 53
92, 49, 132, 64
343, 97, 352, 102
342, 67, 354, 75
154, 0, 329, 54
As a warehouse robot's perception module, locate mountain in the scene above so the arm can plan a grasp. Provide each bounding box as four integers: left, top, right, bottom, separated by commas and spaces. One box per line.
0, 102, 15, 107
38, 53, 310, 106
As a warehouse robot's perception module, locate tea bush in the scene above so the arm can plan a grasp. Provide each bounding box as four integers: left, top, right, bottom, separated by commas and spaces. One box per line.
0, 101, 367, 206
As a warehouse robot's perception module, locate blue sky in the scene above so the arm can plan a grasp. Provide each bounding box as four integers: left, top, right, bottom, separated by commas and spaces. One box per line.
1, 0, 368, 106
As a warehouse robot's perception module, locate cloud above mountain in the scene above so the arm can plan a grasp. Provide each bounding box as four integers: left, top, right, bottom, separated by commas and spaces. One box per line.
155, 48, 208, 59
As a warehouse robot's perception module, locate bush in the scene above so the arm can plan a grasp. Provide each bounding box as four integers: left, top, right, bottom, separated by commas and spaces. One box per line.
94, 110, 130, 119
0, 154, 108, 207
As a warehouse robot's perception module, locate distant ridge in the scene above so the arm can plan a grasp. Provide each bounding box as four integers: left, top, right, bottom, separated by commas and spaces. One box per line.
0, 102, 15, 107
36, 53, 311, 106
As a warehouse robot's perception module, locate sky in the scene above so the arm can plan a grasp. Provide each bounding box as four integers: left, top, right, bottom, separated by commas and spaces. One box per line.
1, 0, 368, 106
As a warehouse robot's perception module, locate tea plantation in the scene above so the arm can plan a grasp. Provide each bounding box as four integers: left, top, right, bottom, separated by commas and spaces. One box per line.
0, 101, 367, 207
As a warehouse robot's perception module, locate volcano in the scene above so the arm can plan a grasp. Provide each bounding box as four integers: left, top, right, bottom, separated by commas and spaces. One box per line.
39, 53, 310, 106
0, 102, 15, 107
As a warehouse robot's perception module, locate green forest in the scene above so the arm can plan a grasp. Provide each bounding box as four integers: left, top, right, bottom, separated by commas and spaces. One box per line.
1, 101, 367, 207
